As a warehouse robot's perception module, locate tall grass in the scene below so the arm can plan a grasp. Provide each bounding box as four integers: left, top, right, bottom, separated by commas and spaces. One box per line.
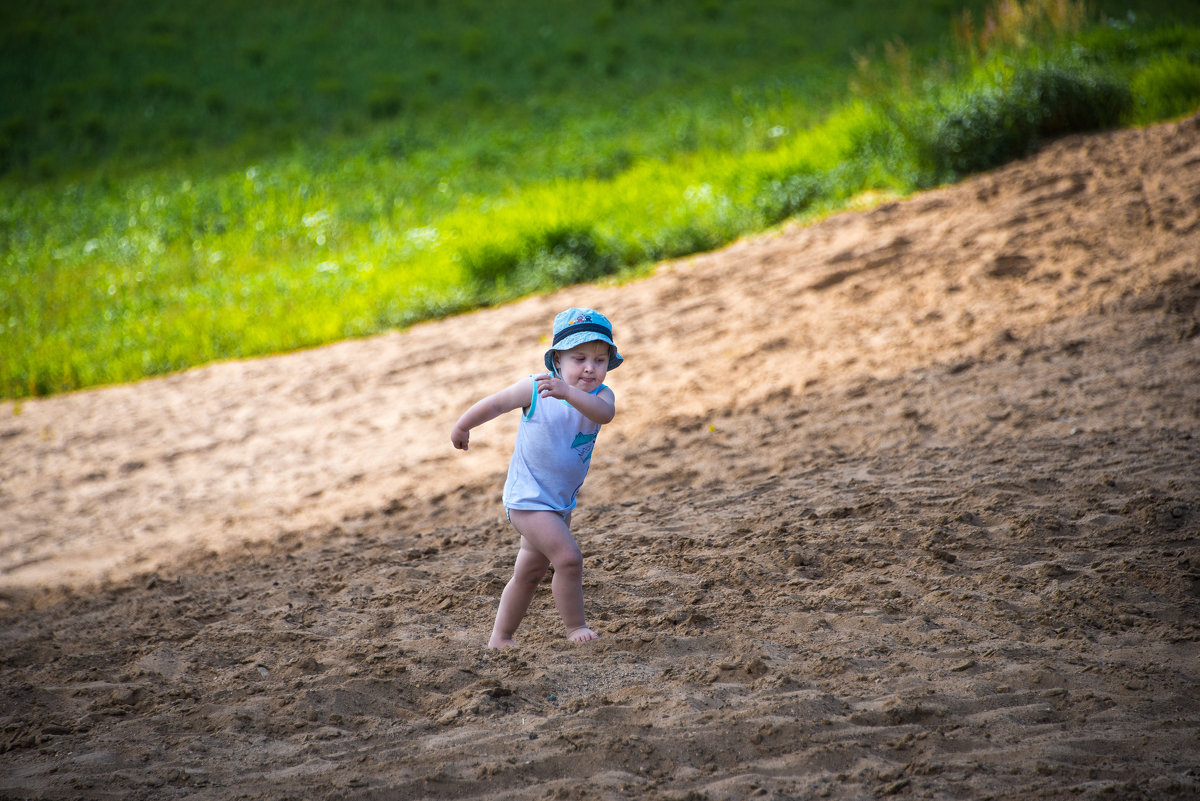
3, 0, 1200, 399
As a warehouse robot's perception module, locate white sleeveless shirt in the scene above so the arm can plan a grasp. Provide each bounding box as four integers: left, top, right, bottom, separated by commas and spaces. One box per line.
502, 378, 608, 513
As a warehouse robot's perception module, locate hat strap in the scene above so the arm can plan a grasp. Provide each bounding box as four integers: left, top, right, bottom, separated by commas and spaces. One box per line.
552, 322, 612, 345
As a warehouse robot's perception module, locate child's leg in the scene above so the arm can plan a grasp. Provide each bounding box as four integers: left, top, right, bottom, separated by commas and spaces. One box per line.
492, 510, 598, 646
488, 543, 550, 649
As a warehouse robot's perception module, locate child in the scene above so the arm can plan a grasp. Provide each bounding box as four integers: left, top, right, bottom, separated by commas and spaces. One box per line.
451, 308, 622, 649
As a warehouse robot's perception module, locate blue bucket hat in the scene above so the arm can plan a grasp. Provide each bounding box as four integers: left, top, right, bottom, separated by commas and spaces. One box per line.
544, 307, 624, 374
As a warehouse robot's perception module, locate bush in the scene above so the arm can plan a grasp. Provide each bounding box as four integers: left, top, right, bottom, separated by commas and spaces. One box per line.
753, 172, 827, 226
1132, 54, 1200, 121
459, 223, 618, 292
367, 88, 404, 120
139, 72, 193, 102
1024, 64, 1133, 136
923, 62, 1132, 178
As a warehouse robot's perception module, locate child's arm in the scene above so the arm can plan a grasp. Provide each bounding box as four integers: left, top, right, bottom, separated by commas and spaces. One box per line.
535, 374, 616, 425
450, 378, 533, 451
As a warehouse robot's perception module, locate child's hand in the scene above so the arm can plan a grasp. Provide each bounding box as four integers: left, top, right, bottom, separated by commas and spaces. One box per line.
450, 425, 470, 450
535, 373, 567, 399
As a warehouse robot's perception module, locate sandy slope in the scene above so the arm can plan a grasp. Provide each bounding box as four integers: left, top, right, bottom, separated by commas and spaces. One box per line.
1, 114, 1198, 800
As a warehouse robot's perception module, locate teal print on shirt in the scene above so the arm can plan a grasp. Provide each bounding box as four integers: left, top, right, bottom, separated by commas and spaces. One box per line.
571, 431, 598, 463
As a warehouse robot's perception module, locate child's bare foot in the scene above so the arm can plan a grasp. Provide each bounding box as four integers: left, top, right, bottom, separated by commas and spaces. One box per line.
488, 634, 518, 649
567, 626, 599, 643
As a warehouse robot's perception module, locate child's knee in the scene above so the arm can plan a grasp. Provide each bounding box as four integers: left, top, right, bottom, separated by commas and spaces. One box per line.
553, 550, 583, 576
514, 563, 549, 585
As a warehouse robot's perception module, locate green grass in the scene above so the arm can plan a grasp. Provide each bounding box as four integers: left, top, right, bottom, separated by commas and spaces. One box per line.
3, 0, 1200, 399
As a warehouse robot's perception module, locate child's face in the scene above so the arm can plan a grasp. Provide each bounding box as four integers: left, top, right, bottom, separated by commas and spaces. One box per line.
553, 340, 610, 390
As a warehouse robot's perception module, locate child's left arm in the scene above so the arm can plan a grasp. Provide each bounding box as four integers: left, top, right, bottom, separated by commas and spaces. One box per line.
535, 374, 615, 425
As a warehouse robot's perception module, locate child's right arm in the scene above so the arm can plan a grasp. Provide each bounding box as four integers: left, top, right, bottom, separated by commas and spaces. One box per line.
450, 378, 534, 451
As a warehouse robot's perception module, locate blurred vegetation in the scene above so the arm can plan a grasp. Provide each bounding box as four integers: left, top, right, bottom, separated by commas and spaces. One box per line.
3, 0, 1200, 398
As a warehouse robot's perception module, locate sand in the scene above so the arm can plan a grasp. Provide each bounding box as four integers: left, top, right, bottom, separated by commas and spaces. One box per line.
1, 113, 1198, 800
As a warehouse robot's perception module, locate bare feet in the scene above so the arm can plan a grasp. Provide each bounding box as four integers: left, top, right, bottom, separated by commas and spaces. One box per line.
567, 626, 599, 643
487, 634, 518, 649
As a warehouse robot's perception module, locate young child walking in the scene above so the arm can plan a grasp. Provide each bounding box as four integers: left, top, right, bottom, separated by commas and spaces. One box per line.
451, 308, 622, 649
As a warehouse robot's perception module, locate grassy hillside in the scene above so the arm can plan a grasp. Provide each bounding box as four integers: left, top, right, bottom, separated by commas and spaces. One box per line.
3, 0, 1200, 399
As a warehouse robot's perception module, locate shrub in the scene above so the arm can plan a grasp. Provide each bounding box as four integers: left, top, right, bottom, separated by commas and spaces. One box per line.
459, 223, 618, 292
458, 27, 487, 61
80, 113, 107, 143
367, 89, 404, 120
367, 75, 405, 119
459, 240, 522, 285
1023, 63, 1133, 136
753, 171, 828, 226
1131, 54, 1200, 121
139, 72, 192, 102
924, 61, 1132, 178
203, 90, 228, 116
529, 225, 617, 287
0, 116, 33, 173
468, 82, 494, 106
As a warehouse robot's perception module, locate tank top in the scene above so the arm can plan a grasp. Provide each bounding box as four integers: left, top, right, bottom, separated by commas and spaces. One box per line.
502, 378, 609, 513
